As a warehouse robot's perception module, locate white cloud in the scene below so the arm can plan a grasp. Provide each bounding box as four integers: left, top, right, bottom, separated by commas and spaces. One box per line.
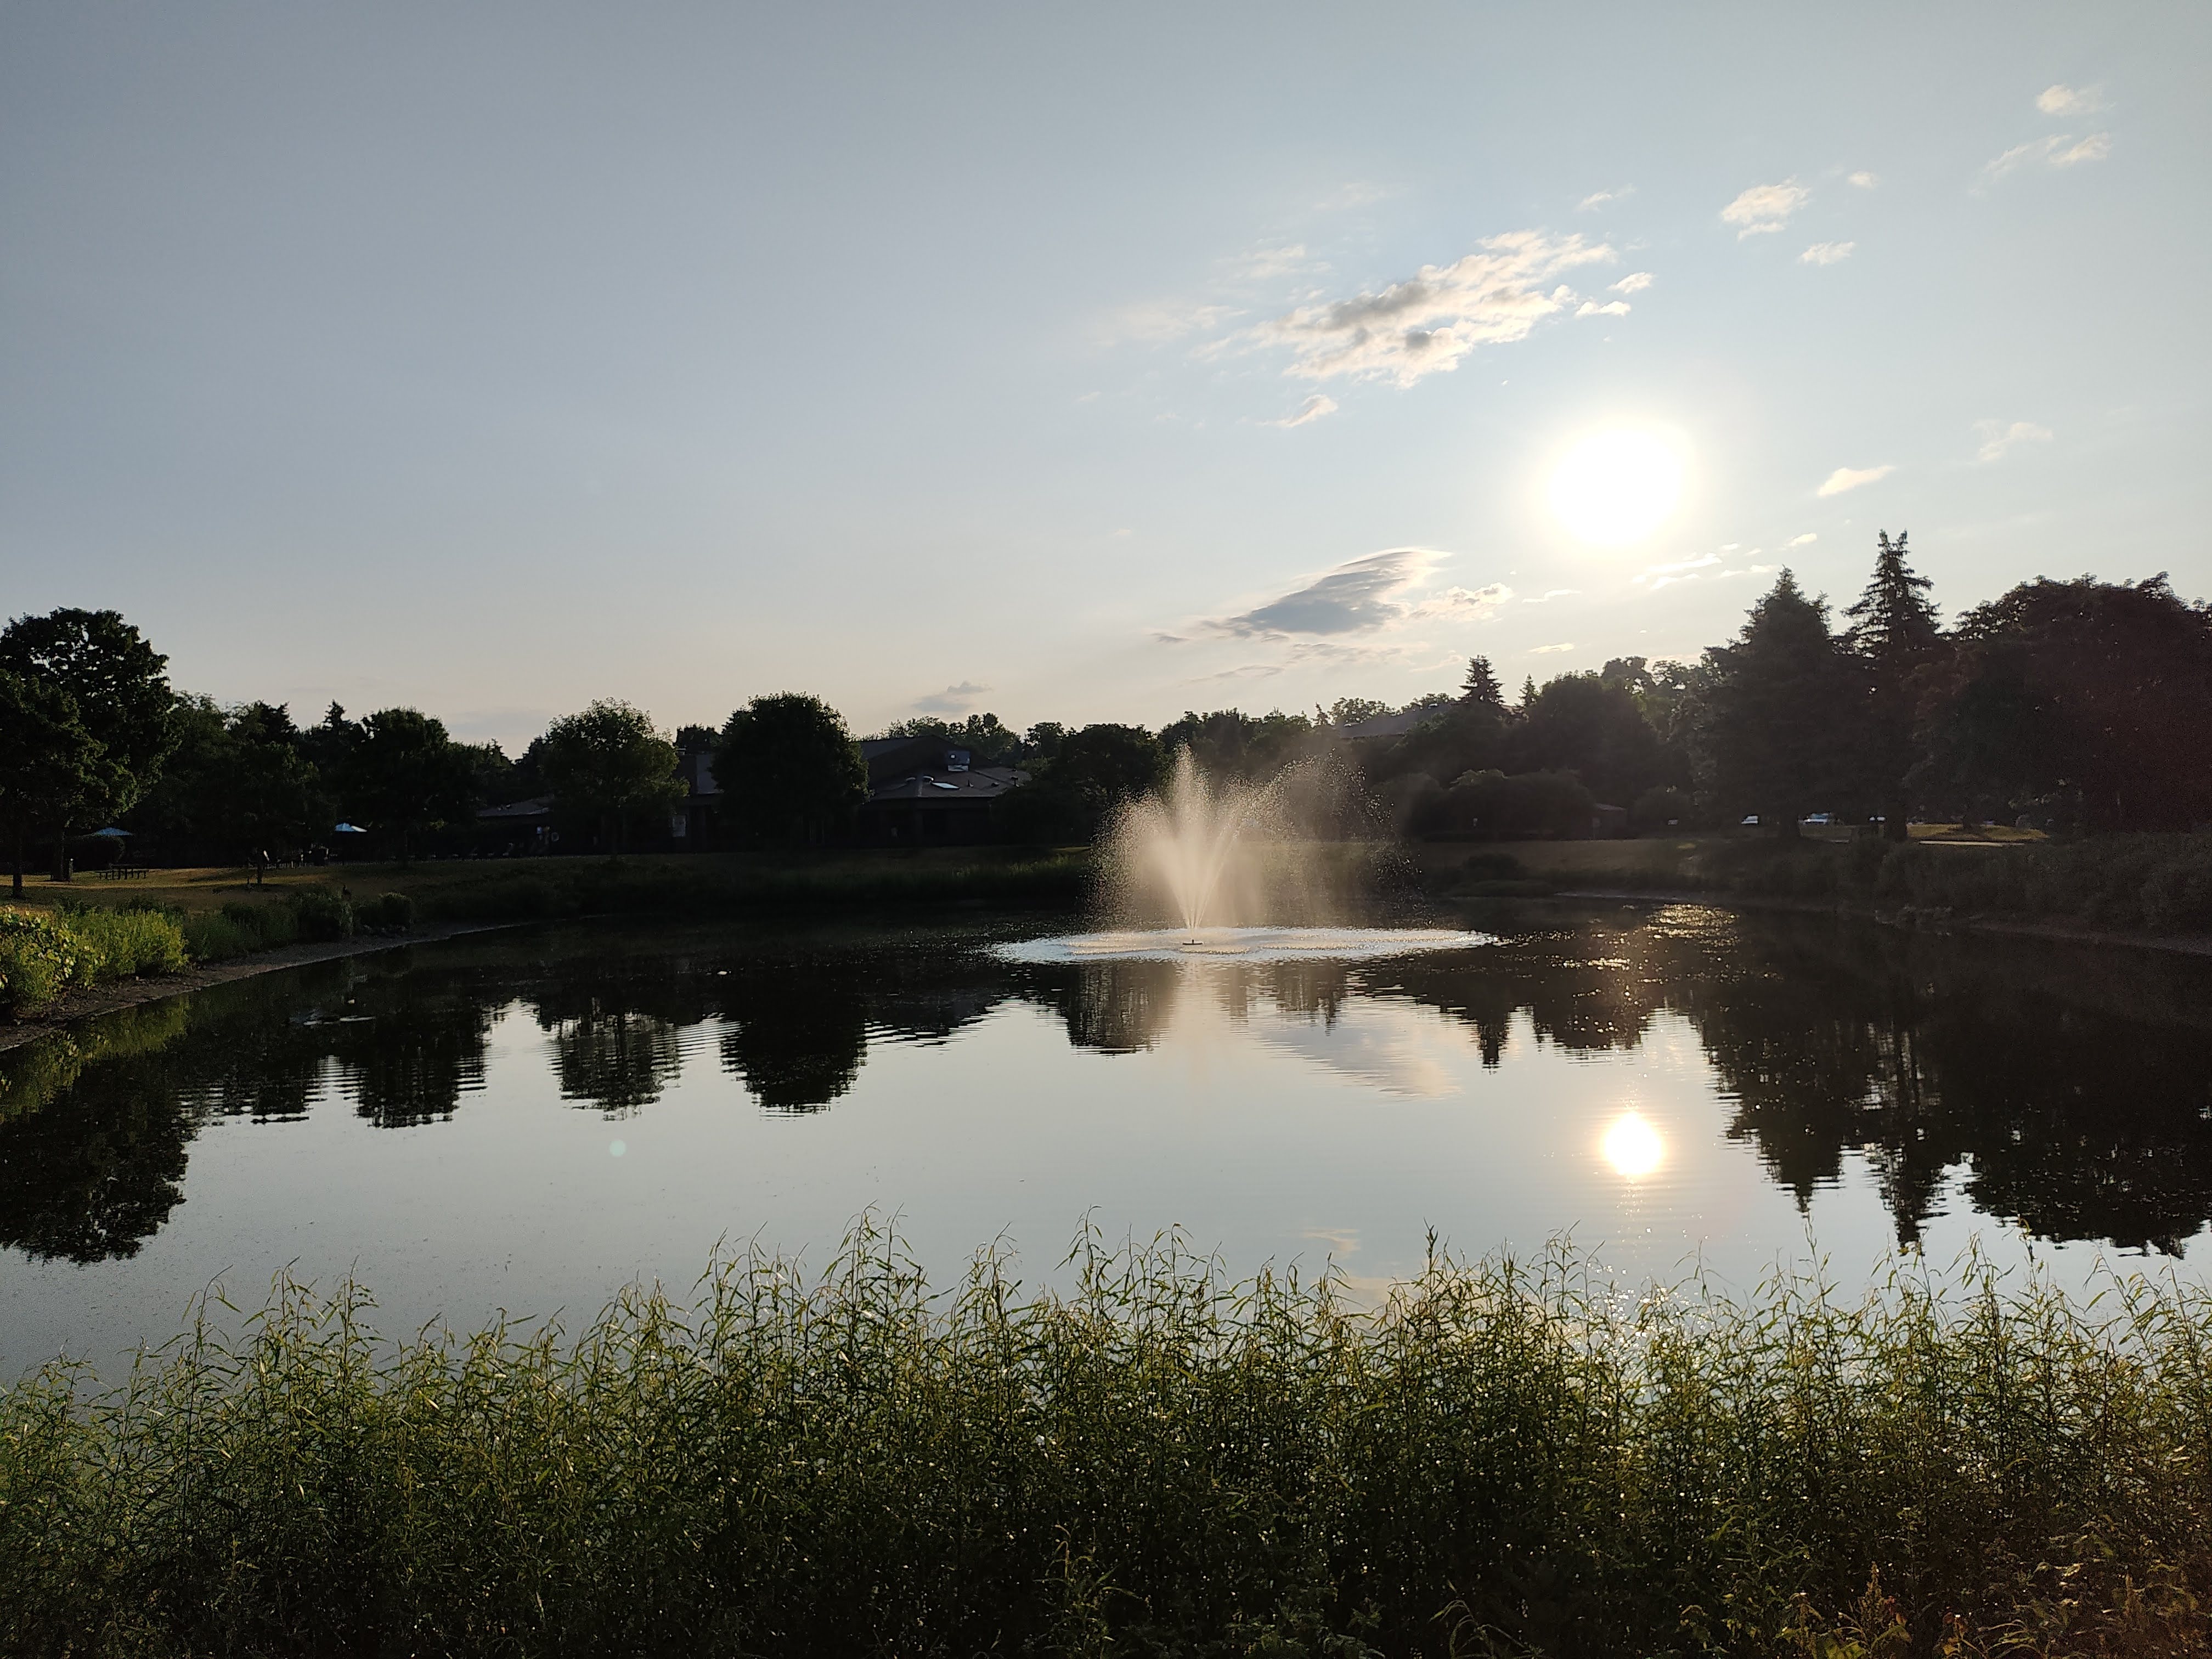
1108, 300, 1242, 345
1578, 186, 1634, 211
1818, 464, 1894, 497
1633, 553, 1720, 585
1610, 271, 1655, 295
1721, 179, 1810, 237
1267, 394, 1338, 428
1527, 642, 1576, 655
2037, 83, 2103, 116
1800, 240, 1855, 265
1848, 171, 1879, 189
1716, 563, 1778, 579
1785, 532, 1818, 548
1245, 231, 1618, 387
1235, 242, 1311, 281
1974, 419, 2053, 462
1983, 131, 2112, 180
1407, 583, 1512, 623
913, 681, 992, 714
1576, 299, 1630, 317
1200, 548, 1499, 639
1524, 588, 1579, 605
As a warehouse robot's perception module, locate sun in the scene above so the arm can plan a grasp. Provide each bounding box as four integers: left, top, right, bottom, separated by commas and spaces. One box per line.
1548, 428, 1686, 546
1600, 1110, 1665, 1180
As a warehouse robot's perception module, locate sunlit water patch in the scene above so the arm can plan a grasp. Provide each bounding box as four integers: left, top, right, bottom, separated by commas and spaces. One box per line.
995, 926, 1487, 964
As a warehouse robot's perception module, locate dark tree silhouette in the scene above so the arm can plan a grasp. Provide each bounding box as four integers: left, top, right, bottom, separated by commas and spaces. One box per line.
0, 670, 104, 896
0, 608, 174, 879
1461, 655, 1505, 708
1918, 575, 2212, 832
1695, 572, 1865, 837
342, 708, 477, 861
1845, 531, 1944, 839
714, 693, 868, 843
539, 699, 682, 853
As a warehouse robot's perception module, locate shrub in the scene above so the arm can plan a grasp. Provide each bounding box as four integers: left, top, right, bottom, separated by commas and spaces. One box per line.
56, 905, 189, 979
0, 909, 84, 1015
288, 889, 354, 942
356, 892, 416, 933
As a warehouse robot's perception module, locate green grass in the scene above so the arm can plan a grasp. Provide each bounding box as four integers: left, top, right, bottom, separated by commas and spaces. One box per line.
4, 1227, 2210, 1656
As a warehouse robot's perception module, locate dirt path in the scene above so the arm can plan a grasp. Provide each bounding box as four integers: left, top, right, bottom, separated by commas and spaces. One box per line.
0, 922, 518, 1053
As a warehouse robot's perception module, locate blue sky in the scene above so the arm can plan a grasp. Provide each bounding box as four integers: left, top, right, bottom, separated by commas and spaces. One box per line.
3, 3, 2205, 747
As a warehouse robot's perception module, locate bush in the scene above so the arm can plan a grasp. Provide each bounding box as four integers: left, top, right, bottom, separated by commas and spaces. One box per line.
55, 904, 189, 979
183, 902, 301, 963
0, 909, 84, 1015
356, 892, 416, 933
287, 888, 354, 942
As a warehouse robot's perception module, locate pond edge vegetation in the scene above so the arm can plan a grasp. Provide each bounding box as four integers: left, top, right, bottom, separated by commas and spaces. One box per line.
4, 1223, 2211, 1656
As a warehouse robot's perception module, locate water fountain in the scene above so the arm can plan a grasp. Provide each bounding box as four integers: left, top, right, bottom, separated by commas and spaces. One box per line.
997, 749, 1484, 965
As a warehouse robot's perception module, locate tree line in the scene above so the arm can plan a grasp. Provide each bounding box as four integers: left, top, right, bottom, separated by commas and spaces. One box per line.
3, 534, 2208, 889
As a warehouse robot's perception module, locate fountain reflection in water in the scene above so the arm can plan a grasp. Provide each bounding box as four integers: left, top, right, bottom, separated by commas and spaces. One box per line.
1002, 749, 1485, 964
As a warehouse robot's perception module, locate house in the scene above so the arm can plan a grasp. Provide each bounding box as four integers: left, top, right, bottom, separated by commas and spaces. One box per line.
673, 747, 720, 847
1334, 707, 1429, 744
855, 738, 1029, 845
476, 795, 554, 853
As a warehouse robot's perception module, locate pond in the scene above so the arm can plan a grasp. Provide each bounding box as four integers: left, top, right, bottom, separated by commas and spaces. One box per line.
5, 902, 2212, 1369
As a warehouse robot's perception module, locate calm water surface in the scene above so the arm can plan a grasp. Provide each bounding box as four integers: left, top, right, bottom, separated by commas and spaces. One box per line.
5, 902, 2212, 1368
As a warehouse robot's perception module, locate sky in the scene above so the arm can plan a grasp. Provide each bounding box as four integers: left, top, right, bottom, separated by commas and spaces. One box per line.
2, 3, 2207, 749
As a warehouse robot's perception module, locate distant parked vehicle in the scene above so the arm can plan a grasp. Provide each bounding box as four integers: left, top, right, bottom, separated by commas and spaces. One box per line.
1803, 813, 1834, 826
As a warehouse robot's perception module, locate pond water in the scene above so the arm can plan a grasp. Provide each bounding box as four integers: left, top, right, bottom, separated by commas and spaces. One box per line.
5, 902, 2212, 1369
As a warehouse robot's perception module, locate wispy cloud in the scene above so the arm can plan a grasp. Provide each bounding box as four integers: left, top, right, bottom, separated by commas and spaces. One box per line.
1716, 564, 1778, 580
1527, 642, 1576, 656
1847, 170, 1879, 189
1523, 588, 1579, 605
1267, 394, 1338, 428
1313, 180, 1401, 212
1107, 300, 1242, 345
1576, 300, 1630, 317
913, 681, 991, 714
1234, 242, 1312, 281
1818, 464, 1894, 497
1784, 532, 1818, 548
1633, 553, 1721, 586
1198, 549, 1509, 640
1801, 241, 1855, 266
1610, 271, 1655, 295
1983, 132, 2111, 180
1238, 232, 1618, 388
1578, 186, 1634, 212
1974, 420, 2053, 462
1722, 179, 1810, 237
2037, 83, 2104, 116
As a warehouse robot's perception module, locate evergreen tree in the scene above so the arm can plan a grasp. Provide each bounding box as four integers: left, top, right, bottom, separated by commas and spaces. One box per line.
1845, 530, 1943, 839
1461, 655, 1504, 709
1695, 572, 1864, 838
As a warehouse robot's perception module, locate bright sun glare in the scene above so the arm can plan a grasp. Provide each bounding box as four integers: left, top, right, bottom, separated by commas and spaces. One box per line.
1601, 1111, 1665, 1180
1548, 429, 1685, 546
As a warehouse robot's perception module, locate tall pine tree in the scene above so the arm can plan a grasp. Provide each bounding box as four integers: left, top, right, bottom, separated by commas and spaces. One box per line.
1696, 571, 1863, 838
1844, 531, 1943, 839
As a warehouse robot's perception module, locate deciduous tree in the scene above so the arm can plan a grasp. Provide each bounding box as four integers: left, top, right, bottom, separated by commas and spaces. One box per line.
714, 694, 867, 843
539, 701, 682, 853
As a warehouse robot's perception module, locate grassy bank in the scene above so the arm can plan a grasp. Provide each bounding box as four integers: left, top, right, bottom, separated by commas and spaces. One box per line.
1425, 831, 2212, 938
4, 1232, 2208, 1656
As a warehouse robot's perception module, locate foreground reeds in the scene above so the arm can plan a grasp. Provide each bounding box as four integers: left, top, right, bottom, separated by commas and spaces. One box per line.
4, 1227, 2210, 1657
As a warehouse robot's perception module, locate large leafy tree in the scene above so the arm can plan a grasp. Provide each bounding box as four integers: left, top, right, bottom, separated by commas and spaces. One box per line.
538, 700, 682, 853
1917, 575, 2212, 832
1694, 572, 1866, 837
342, 708, 477, 861
1155, 709, 1312, 782
1505, 671, 1669, 806
0, 671, 106, 896
714, 693, 868, 844
1845, 531, 1944, 839
0, 609, 174, 878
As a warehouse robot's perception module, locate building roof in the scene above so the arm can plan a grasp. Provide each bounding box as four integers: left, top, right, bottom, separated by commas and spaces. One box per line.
864, 766, 1029, 808
478, 795, 554, 821
1336, 707, 1429, 742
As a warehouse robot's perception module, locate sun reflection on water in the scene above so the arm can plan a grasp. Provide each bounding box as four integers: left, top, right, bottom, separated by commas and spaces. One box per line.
1601, 1111, 1664, 1180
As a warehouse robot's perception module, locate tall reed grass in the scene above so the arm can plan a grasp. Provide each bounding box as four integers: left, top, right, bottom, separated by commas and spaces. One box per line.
0, 902, 190, 1015
4, 1226, 2209, 1656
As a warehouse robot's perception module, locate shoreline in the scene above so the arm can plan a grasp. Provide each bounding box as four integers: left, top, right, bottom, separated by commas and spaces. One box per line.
1549, 886, 2212, 958
0, 921, 520, 1053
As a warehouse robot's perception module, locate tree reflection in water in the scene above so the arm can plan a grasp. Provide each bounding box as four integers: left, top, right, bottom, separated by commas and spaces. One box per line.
2, 910, 2209, 1265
